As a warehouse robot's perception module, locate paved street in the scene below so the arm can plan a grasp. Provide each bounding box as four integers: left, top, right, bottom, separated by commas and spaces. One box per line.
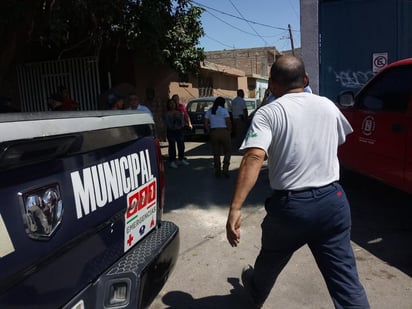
150, 141, 412, 309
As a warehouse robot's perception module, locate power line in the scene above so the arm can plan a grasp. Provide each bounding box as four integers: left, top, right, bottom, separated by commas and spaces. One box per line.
228, 0, 268, 46
204, 34, 234, 49
192, 0, 299, 32
205, 10, 282, 39
286, 0, 300, 19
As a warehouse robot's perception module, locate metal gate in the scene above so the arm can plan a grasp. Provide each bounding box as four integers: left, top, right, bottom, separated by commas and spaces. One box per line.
16, 57, 101, 111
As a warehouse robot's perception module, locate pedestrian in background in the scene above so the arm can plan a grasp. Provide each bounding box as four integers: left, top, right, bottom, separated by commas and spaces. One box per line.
48, 85, 79, 111
204, 96, 232, 178
172, 94, 192, 162
260, 86, 276, 107
107, 92, 125, 110
172, 94, 193, 131
165, 98, 190, 169
226, 55, 369, 308
127, 92, 152, 116
231, 89, 248, 149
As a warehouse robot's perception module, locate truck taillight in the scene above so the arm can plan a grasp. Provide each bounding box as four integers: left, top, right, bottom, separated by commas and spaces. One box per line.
154, 138, 165, 217
19, 184, 64, 240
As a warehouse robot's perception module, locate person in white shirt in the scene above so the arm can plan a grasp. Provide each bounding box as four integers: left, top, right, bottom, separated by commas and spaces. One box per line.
204, 97, 232, 178
226, 55, 369, 309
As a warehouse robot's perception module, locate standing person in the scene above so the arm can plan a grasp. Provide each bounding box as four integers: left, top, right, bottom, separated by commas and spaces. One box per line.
204, 96, 232, 178
165, 98, 190, 168
172, 94, 192, 162
231, 89, 248, 148
226, 55, 369, 308
48, 86, 79, 111
260, 87, 276, 107
172, 94, 193, 131
106, 93, 125, 110
260, 57, 312, 108
127, 93, 152, 116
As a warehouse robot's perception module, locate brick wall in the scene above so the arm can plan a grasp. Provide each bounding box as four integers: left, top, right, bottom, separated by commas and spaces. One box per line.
205, 47, 279, 77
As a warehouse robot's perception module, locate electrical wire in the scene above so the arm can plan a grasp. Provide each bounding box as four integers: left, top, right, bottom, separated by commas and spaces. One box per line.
204, 34, 234, 49
204, 10, 280, 38
192, 0, 299, 32
228, 0, 268, 46
194, 1, 299, 51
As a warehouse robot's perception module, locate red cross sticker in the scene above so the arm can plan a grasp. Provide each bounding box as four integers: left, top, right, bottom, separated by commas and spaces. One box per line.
127, 234, 134, 247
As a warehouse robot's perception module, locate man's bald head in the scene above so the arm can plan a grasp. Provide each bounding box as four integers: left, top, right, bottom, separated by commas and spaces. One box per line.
270, 55, 306, 95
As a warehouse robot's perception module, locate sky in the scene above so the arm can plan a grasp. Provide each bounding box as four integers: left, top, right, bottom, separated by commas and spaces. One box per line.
193, 0, 301, 52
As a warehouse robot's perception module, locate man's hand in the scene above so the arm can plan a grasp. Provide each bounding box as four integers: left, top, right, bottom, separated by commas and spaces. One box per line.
226, 209, 241, 247
226, 147, 265, 247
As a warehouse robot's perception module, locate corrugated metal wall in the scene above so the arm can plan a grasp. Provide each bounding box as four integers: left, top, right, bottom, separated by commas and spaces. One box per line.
319, 0, 412, 101
16, 57, 101, 111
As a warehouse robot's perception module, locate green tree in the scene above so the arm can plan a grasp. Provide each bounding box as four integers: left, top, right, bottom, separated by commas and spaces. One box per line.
0, 0, 205, 88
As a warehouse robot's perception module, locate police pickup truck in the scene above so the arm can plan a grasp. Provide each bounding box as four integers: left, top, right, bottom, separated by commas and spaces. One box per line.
337, 58, 412, 194
0, 111, 179, 308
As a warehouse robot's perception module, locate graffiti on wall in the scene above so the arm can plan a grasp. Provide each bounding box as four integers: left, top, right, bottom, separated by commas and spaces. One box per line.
329, 67, 374, 88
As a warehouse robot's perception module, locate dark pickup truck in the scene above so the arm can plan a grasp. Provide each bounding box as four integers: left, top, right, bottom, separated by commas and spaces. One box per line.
0, 111, 179, 309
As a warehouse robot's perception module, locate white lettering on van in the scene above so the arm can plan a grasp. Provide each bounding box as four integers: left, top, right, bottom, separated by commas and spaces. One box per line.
71, 150, 154, 219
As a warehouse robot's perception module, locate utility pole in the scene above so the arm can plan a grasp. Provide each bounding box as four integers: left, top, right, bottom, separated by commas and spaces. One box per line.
288, 24, 295, 56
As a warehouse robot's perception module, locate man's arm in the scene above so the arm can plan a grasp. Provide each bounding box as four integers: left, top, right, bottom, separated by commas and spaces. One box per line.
226, 147, 266, 247
184, 111, 193, 129
181, 104, 193, 129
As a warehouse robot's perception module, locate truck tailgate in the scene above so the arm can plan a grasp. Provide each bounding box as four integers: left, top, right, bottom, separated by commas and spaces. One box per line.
0, 112, 178, 308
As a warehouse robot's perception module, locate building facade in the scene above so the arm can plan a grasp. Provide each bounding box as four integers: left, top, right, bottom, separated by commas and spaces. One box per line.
301, 0, 412, 100
205, 47, 280, 101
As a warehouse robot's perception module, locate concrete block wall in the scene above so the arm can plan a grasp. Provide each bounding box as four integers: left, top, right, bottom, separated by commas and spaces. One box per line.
205, 47, 278, 77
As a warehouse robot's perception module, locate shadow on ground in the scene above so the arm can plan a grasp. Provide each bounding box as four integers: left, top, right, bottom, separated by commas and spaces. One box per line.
341, 169, 412, 276
163, 142, 412, 277
160, 278, 253, 309
162, 142, 270, 211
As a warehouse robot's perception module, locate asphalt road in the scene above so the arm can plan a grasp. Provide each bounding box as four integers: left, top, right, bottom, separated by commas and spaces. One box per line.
150, 141, 412, 309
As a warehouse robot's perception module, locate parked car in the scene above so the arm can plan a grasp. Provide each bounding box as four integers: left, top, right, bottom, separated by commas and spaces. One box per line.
184, 96, 232, 138
337, 57, 412, 193
244, 98, 259, 114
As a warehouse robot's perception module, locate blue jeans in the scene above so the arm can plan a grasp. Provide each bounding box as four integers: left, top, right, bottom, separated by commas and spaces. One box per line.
167, 129, 185, 161
252, 183, 369, 308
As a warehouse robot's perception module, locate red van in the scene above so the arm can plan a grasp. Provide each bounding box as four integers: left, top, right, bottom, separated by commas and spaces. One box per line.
337, 58, 412, 194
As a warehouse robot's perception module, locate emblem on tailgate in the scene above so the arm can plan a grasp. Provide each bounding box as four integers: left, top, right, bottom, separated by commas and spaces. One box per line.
19, 184, 63, 240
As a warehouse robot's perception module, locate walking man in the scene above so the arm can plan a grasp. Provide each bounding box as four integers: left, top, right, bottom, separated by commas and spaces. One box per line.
226, 55, 369, 308
231, 89, 248, 149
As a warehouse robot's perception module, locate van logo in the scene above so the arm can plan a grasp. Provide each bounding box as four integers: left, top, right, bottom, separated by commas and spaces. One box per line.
20, 184, 63, 240
361, 115, 375, 136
